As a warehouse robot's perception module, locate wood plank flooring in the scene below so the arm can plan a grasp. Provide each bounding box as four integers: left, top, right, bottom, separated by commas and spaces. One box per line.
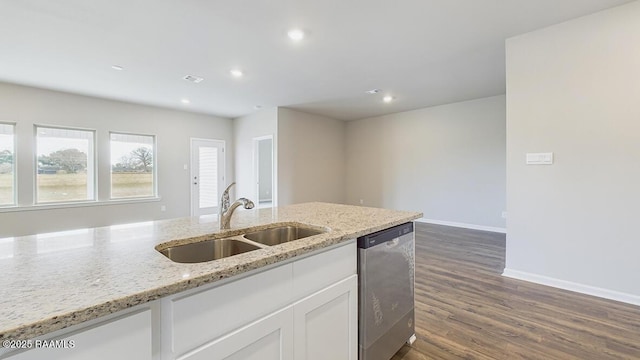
392, 222, 640, 359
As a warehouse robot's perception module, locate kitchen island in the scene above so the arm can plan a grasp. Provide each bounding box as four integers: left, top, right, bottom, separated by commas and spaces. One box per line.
0, 202, 421, 359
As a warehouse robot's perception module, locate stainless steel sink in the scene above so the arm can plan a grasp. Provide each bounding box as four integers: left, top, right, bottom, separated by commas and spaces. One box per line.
159, 238, 261, 263
243, 225, 325, 246
158, 224, 327, 263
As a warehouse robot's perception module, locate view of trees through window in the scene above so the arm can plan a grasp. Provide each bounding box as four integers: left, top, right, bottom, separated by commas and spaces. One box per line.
0, 123, 15, 206
36, 126, 95, 203
110, 133, 155, 198
3, 127, 155, 205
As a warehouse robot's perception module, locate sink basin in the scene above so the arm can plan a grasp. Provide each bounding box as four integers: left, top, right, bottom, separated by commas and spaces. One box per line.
159, 238, 261, 263
243, 225, 325, 246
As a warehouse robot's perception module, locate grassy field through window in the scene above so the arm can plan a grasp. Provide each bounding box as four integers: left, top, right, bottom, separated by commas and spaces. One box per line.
111, 172, 153, 198
0, 173, 154, 204
37, 173, 89, 203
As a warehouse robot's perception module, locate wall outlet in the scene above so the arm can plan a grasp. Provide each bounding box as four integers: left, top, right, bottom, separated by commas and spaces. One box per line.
501, 211, 507, 219
161, 205, 166, 212
183, 164, 188, 170
359, 199, 364, 205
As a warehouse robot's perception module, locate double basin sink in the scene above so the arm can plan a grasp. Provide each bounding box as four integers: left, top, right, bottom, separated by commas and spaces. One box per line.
157, 224, 326, 264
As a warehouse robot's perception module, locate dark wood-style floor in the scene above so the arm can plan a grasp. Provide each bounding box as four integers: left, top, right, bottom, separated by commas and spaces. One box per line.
392, 223, 640, 359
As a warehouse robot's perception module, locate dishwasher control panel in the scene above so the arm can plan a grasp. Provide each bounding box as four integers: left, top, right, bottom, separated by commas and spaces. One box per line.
358, 222, 414, 249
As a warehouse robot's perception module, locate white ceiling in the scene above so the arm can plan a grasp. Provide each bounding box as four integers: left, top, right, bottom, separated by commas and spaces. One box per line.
0, 0, 633, 121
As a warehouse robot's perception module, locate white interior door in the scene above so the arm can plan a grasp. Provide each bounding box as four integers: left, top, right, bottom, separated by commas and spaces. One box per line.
191, 139, 225, 216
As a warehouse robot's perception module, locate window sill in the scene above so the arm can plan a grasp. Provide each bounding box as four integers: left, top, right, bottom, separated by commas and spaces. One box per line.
0, 197, 162, 213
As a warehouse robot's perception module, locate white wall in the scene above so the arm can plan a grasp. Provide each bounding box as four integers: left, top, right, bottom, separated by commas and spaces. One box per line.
277, 108, 346, 205
0, 82, 233, 236
346, 96, 506, 228
505, 1, 640, 302
258, 138, 273, 202
232, 108, 277, 203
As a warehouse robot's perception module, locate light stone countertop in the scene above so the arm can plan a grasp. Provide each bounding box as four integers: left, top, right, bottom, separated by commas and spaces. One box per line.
0, 202, 421, 340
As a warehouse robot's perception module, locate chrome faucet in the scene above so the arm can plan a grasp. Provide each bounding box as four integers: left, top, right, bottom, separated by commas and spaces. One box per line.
219, 182, 255, 230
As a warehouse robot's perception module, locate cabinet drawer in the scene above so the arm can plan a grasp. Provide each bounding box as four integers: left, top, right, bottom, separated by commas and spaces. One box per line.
6, 309, 152, 360
171, 263, 293, 356
292, 240, 356, 301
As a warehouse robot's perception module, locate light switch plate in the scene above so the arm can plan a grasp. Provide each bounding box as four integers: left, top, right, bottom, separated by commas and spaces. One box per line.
526, 152, 553, 165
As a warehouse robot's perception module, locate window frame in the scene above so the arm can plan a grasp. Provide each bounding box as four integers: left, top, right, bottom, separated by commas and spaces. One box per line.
109, 131, 157, 200
0, 122, 16, 207
34, 124, 97, 205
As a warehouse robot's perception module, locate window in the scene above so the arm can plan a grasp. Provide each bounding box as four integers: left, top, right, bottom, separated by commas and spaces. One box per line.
36, 126, 95, 203
0, 123, 15, 206
110, 133, 155, 199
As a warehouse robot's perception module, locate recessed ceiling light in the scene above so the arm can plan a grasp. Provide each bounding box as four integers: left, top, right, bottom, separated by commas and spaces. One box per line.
183, 74, 204, 83
287, 28, 305, 41
366, 89, 381, 94
111, 65, 124, 71
383, 95, 394, 103
230, 69, 244, 78
181, 99, 190, 104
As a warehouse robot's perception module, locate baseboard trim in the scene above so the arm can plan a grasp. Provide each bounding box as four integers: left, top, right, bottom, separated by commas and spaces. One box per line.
502, 268, 640, 306
416, 218, 507, 234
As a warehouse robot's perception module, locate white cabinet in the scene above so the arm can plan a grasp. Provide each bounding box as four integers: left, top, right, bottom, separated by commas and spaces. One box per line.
292, 241, 356, 300
168, 240, 357, 360
178, 307, 293, 360
6, 309, 152, 360
293, 275, 358, 360
5, 241, 357, 360
179, 274, 358, 360
170, 263, 293, 356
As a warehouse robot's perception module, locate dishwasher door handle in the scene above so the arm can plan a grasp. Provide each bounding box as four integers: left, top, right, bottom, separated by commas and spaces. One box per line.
386, 238, 399, 248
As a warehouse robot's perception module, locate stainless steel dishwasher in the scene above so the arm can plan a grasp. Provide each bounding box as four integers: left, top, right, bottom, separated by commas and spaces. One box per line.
358, 222, 416, 360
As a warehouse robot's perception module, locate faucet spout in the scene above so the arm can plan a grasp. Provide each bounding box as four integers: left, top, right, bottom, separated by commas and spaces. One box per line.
218, 183, 255, 230
220, 182, 236, 215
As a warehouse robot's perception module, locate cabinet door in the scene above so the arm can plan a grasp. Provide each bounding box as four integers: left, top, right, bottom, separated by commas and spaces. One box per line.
6, 309, 152, 360
179, 306, 293, 360
171, 263, 293, 356
293, 275, 357, 360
